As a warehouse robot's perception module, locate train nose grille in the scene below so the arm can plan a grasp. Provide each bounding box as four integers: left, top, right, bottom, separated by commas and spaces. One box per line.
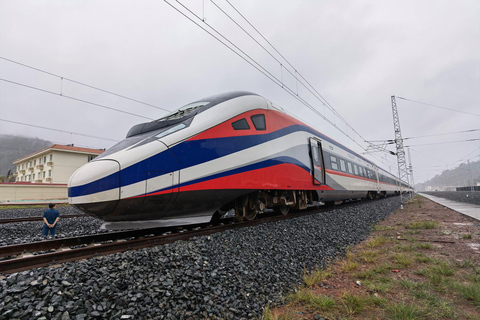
68, 160, 121, 217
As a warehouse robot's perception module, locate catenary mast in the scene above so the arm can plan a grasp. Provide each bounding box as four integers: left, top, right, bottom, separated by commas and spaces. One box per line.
391, 96, 410, 203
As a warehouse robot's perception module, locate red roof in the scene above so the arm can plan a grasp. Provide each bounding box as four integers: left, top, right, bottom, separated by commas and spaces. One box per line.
14, 144, 105, 163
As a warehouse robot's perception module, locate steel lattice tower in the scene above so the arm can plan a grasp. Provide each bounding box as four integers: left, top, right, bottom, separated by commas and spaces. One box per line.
391, 96, 410, 203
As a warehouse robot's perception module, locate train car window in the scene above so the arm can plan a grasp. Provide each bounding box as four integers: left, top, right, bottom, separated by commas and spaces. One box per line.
353, 164, 359, 176
340, 159, 346, 172
360, 167, 366, 177
330, 156, 338, 170
250, 114, 266, 130
347, 162, 353, 174
232, 118, 250, 130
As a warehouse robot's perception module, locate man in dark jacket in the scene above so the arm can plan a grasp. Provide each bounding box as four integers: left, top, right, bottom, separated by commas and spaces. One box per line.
42, 203, 60, 238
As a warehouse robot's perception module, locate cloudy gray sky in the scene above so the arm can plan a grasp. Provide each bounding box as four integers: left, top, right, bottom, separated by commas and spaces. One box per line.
0, 0, 479, 185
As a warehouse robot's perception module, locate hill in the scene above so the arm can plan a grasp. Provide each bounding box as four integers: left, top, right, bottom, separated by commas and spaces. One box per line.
0, 134, 52, 178
416, 159, 480, 191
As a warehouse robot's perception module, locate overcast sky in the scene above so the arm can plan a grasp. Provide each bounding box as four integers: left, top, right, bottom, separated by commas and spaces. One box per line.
0, 0, 479, 185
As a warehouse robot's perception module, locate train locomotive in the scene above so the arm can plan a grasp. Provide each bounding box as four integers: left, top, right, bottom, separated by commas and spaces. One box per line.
68, 91, 409, 229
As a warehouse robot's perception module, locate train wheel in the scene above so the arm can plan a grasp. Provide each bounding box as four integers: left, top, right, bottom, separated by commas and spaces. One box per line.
244, 208, 257, 221
234, 196, 248, 221
244, 198, 257, 221
274, 205, 289, 215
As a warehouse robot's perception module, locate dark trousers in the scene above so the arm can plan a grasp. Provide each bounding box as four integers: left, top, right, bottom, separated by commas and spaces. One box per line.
42, 224, 57, 236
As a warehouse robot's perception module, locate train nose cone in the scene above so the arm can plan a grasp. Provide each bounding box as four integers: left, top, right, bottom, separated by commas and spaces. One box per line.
68, 160, 121, 217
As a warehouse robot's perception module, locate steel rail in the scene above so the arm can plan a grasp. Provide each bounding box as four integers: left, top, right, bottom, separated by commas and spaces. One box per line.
0, 224, 201, 258
0, 214, 86, 224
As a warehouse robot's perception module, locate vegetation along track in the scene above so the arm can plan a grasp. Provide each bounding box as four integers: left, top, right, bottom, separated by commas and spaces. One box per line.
0, 196, 397, 275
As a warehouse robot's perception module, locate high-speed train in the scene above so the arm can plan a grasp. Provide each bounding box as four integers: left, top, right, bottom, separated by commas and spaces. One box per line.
68, 91, 410, 229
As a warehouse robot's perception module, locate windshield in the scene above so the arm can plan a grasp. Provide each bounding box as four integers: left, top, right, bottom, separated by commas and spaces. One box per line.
157, 102, 208, 122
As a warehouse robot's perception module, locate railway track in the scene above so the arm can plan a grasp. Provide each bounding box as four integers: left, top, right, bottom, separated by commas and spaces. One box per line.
0, 214, 86, 224
0, 198, 392, 275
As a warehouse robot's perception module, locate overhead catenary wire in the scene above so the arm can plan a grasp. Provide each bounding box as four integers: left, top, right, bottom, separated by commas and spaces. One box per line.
368, 128, 480, 143
404, 138, 480, 148
397, 96, 480, 117
0, 119, 120, 142
0, 78, 154, 121
165, 0, 382, 165
0, 56, 170, 112
223, 0, 351, 125
219, 0, 367, 145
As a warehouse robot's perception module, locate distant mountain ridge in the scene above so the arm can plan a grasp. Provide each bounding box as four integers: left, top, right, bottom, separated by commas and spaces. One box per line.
416, 159, 480, 191
0, 134, 52, 177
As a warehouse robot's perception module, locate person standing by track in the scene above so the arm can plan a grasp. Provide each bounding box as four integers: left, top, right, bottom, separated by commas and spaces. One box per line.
42, 203, 60, 238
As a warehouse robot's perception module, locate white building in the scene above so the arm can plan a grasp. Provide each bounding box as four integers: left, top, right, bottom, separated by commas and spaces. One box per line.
14, 144, 104, 184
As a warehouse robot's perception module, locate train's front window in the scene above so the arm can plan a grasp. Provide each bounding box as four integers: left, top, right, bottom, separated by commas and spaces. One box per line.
157, 102, 208, 122
156, 123, 186, 139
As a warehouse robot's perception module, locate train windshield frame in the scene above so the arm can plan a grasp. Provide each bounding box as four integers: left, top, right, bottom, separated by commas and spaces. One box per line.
156, 102, 208, 122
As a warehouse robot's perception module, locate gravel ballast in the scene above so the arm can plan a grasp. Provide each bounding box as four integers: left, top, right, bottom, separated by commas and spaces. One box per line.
0, 197, 401, 319
421, 191, 480, 206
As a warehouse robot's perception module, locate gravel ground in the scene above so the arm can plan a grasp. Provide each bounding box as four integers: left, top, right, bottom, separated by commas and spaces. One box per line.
0, 216, 106, 246
0, 206, 84, 220
0, 197, 401, 320
421, 191, 480, 206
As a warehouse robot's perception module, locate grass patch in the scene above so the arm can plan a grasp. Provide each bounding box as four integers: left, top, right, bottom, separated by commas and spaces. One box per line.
341, 293, 367, 315
366, 235, 388, 248
365, 278, 392, 293
398, 278, 421, 291
414, 253, 432, 263
372, 225, 396, 231
360, 250, 379, 263
259, 305, 294, 320
372, 263, 393, 274
453, 282, 480, 306
390, 253, 413, 268
415, 242, 433, 250
395, 244, 415, 252
431, 260, 455, 276
355, 268, 377, 280
340, 259, 358, 273
462, 233, 473, 240
302, 268, 331, 287
385, 302, 426, 320
288, 290, 336, 311
406, 220, 439, 229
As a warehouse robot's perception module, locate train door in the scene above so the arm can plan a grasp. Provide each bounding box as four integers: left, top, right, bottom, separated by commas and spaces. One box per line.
309, 138, 325, 185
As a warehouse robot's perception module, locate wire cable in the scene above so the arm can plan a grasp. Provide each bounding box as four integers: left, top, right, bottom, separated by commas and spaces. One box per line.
165, 0, 370, 156
223, 0, 360, 138
0, 56, 170, 112
0, 119, 120, 142
368, 128, 480, 143
397, 96, 480, 117
0, 78, 154, 121
404, 138, 480, 148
